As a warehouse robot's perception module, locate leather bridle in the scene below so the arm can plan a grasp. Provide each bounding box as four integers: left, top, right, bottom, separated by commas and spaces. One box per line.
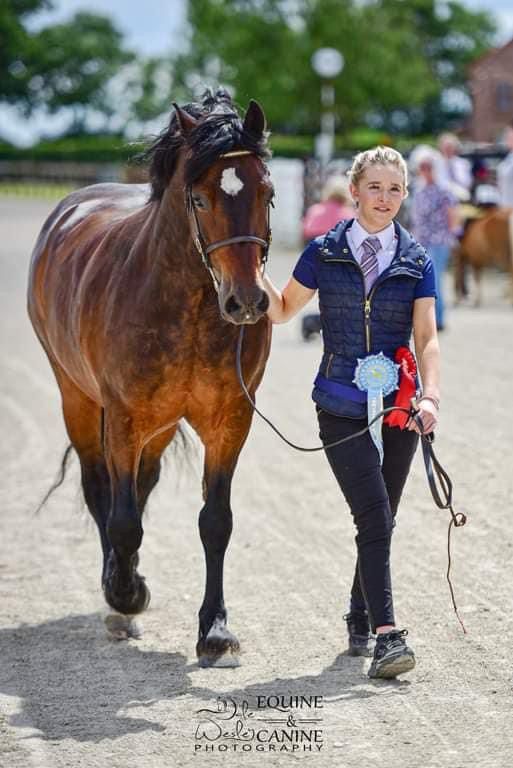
184, 150, 273, 291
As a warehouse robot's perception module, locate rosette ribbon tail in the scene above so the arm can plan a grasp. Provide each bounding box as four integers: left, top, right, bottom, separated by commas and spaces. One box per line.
353, 352, 400, 466
367, 386, 385, 464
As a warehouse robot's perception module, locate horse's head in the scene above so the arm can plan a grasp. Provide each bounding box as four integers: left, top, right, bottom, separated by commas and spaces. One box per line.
147, 91, 273, 325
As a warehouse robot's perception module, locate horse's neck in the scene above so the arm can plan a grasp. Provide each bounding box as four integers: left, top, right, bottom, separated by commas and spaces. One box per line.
147, 189, 211, 293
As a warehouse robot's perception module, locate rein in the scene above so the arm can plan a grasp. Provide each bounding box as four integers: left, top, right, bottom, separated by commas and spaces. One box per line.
235, 325, 468, 633
184, 149, 272, 291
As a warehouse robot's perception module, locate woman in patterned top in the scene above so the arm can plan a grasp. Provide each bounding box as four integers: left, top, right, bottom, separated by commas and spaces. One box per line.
411, 149, 459, 331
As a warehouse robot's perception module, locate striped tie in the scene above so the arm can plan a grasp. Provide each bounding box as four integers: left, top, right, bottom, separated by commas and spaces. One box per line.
360, 236, 381, 295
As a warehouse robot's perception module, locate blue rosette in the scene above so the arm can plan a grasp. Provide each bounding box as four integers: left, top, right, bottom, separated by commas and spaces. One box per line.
353, 352, 400, 464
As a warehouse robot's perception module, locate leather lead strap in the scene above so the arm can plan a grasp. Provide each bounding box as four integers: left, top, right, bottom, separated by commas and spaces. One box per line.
415, 421, 467, 634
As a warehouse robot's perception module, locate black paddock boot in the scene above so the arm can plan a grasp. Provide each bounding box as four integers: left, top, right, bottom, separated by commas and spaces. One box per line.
343, 611, 373, 657
368, 629, 415, 679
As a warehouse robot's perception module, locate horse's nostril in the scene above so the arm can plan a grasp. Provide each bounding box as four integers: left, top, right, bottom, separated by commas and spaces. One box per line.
224, 291, 269, 321
225, 295, 242, 316
257, 292, 270, 313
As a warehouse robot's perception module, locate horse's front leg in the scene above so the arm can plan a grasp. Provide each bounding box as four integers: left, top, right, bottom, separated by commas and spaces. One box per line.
195, 405, 253, 668
102, 412, 150, 621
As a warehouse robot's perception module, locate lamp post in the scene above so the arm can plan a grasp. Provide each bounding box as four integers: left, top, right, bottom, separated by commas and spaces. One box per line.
311, 47, 344, 169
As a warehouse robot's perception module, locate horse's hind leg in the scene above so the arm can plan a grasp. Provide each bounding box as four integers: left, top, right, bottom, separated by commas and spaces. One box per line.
136, 426, 177, 513
473, 265, 482, 307
453, 245, 466, 305
101, 411, 177, 618
50, 361, 111, 581
194, 406, 253, 668
103, 426, 176, 640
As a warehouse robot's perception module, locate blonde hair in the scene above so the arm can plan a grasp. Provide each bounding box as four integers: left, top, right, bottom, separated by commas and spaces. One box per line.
321, 175, 350, 203
438, 132, 461, 153
348, 146, 408, 192
412, 146, 438, 171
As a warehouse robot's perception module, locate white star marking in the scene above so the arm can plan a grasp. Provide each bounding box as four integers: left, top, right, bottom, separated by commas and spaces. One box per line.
220, 167, 244, 196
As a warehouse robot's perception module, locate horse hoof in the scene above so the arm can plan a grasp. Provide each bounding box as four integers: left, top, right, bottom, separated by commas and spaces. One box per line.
105, 612, 143, 641
103, 575, 151, 615
196, 621, 241, 668
197, 652, 240, 668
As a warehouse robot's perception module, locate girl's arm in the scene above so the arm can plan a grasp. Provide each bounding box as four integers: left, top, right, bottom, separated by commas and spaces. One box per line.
263, 274, 316, 324
411, 297, 440, 433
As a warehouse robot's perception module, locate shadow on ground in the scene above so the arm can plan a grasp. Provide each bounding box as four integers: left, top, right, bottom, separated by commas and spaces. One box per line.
0, 613, 410, 744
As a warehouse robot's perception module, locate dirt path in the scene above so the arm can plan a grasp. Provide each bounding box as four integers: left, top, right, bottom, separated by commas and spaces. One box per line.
1, 197, 513, 768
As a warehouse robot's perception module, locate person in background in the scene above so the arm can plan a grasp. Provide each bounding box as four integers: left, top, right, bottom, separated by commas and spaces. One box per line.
302, 176, 355, 243
497, 120, 513, 207
471, 157, 500, 208
435, 133, 472, 203
301, 177, 355, 339
411, 149, 459, 331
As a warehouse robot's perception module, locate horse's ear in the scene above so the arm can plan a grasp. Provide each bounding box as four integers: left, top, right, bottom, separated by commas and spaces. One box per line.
173, 103, 198, 136
243, 99, 266, 136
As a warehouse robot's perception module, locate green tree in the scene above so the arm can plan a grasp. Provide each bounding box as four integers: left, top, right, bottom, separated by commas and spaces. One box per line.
26, 12, 133, 129
173, 0, 497, 135
1, 2, 134, 130
366, 0, 497, 132
0, 0, 50, 101
172, 0, 305, 130
128, 57, 174, 124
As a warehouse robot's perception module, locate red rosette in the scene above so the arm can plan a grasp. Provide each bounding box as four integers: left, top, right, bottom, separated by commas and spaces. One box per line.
384, 347, 417, 429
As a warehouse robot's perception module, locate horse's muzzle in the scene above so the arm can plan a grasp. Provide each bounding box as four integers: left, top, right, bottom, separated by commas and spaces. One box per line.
222, 288, 269, 325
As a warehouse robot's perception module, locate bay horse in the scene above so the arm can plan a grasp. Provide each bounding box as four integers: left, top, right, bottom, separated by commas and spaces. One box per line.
453, 206, 513, 306
27, 89, 274, 667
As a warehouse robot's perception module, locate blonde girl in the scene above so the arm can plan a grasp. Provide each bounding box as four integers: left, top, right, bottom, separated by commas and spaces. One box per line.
263, 147, 440, 679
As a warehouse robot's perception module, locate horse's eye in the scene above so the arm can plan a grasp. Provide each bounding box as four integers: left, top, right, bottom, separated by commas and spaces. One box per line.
192, 194, 206, 210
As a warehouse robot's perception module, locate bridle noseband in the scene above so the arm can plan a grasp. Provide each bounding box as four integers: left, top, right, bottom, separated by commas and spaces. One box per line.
184, 150, 273, 291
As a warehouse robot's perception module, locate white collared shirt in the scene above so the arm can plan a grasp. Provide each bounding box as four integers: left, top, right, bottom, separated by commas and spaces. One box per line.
347, 219, 397, 277
434, 154, 472, 201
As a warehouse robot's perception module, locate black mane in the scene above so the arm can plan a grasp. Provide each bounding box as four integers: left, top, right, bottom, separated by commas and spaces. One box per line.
144, 88, 271, 201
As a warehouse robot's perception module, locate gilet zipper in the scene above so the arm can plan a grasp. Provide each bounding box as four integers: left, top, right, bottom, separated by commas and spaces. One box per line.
364, 279, 384, 353
364, 298, 371, 352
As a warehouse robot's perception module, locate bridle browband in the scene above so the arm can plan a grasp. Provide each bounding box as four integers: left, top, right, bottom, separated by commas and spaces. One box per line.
184, 149, 272, 290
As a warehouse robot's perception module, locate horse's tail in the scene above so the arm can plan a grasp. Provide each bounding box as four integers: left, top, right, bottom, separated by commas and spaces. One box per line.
162, 421, 199, 485
35, 423, 196, 515
34, 443, 74, 514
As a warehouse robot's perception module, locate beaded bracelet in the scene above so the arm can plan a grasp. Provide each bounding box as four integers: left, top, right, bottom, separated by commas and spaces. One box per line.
417, 395, 440, 411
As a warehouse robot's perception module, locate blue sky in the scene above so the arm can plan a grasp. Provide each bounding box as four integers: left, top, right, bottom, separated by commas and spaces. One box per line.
25, 0, 188, 57
2, 0, 513, 145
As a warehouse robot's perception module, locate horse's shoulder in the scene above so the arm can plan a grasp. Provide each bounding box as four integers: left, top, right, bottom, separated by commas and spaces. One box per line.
61, 183, 149, 223
33, 184, 149, 258
74, 182, 150, 207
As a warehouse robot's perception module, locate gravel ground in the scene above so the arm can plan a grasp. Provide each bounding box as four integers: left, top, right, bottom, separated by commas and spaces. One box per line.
1, 197, 513, 768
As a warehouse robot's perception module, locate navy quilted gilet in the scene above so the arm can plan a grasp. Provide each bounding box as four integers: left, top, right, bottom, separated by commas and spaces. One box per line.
312, 219, 428, 418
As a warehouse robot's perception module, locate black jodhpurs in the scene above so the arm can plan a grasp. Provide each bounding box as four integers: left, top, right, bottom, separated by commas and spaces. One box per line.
317, 407, 419, 632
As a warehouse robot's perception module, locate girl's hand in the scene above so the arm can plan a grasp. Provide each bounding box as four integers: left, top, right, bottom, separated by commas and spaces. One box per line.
407, 399, 438, 434
263, 275, 316, 324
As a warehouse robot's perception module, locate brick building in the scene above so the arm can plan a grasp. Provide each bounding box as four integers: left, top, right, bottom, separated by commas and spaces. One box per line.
467, 37, 513, 143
